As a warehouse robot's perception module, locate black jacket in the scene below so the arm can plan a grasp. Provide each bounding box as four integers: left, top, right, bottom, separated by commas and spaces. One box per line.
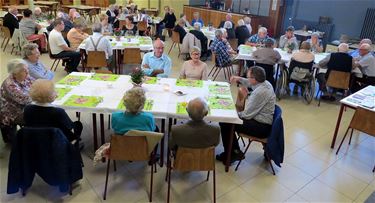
3, 12, 19, 36
173, 24, 187, 43
235, 25, 251, 45
7, 127, 83, 194
161, 13, 176, 29
190, 30, 208, 53
226, 28, 236, 39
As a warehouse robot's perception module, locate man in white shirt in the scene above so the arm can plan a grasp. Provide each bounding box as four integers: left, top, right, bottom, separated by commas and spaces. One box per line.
84, 23, 114, 70
352, 43, 375, 92
48, 18, 81, 73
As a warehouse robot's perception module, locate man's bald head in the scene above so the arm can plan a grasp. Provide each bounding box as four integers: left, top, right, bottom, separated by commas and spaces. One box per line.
187, 97, 209, 121
9, 6, 18, 15
153, 39, 165, 58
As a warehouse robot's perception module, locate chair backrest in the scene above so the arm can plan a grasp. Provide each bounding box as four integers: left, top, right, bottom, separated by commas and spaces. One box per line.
326, 70, 351, 90
123, 48, 141, 64
349, 107, 375, 136
83, 27, 93, 35
173, 147, 215, 171
171, 31, 180, 44
289, 59, 314, 71
86, 51, 108, 68
2, 26, 11, 38
228, 38, 238, 51
137, 21, 147, 31
61, 31, 68, 39
109, 134, 149, 161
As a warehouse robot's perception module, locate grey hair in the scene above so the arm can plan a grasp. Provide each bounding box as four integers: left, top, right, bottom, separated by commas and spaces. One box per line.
224, 21, 232, 29
22, 43, 39, 59
187, 97, 209, 121
248, 66, 266, 83
215, 29, 223, 38
258, 27, 267, 34
189, 46, 201, 55
338, 43, 349, 53
237, 19, 245, 26
7, 59, 27, 75
360, 43, 372, 52
34, 7, 42, 13
30, 79, 56, 103
360, 38, 372, 45
300, 41, 311, 50
194, 22, 201, 30
92, 23, 102, 33
244, 17, 251, 24
123, 87, 146, 114
311, 32, 319, 37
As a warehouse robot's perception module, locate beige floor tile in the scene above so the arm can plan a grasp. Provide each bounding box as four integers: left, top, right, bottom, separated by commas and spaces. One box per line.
317, 166, 368, 200
240, 172, 294, 202
333, 155, 375, 184
272, 163, 314, 193
296, 179, 352, 202
218, 186, 259, 202
354, 185, 375, 203
284, 194, 308, 203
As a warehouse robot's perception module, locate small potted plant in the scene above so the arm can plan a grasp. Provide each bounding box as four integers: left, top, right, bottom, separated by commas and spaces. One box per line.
131, 67, 145, 87
113, 28, 122, 41
287, 43, 295, 54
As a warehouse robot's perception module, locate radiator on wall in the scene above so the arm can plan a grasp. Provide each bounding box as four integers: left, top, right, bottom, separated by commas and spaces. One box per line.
360, 8, 375, 42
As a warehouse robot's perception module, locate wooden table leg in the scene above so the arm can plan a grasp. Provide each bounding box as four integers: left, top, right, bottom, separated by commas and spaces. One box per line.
225, 124, 235, 172
238, 60, 243, 76
92, 113, 98, 151
331, 104, 345, 149
160, 118, 166, 167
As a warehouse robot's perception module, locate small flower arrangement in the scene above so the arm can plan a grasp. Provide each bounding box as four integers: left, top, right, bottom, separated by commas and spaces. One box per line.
113, 28, 122, 36
131, 67, 145, 85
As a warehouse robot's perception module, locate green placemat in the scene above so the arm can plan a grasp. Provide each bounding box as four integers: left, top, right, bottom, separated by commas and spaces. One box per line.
57, 75, 88, 86
176, 102, 188, 114
117, 99, 153, 111
55, 87, 72, 100
111, 42, 117, 46
122, 43, 140, 47
90, 73, 119, 81
144, 77, 157, 84
240, 45, 254, 55
209, 84, 231, 95
63, 95, 103, 107
176, 79, 203, 88
209, 96, 235, 110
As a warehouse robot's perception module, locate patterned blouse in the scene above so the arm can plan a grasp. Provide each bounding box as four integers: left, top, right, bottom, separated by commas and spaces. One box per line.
0, 75, 33, 126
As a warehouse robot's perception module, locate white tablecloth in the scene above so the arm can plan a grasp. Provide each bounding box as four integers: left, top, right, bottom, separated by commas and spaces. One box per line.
185, 27, 216, 41
78, 36, 153, 52
52, 72, 243, 124
341, 85, 375, 110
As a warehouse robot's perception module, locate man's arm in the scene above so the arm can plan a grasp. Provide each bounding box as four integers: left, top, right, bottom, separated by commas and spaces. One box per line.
318, 54, 331, 69
156, 56, 171, 78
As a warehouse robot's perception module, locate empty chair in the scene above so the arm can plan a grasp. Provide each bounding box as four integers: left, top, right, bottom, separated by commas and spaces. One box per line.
122, 48, 142, 74
168, 31, 181, 57
85, 51, 108, 71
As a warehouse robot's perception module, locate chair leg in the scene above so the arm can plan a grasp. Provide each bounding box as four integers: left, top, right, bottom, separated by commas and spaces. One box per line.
103, 159, 111, 200
265, 152, 276, 175
1, 38, 5, 48
235, 141, 252, 171
54, 59, 61, 71
223, 68, 227, 80
213, 68, 221, 81
373, 164, 375, 173
206, 171, 210, 181
348, 128, 354, 145
51, 59, 56, 71
211, 67, 220, 79
336, 127, 351, 154
3, 38, 10, 51
107, 114, 111, 130
150, 162, 154, 202
318, 90, 322, 107
69, 184, 73, 195
113, 160, 117, 172
177, 44, 181, 58
167, 167, 172, 203
168, 42, 174, 54
213, 169, 216, 203
208, 65, 216, 77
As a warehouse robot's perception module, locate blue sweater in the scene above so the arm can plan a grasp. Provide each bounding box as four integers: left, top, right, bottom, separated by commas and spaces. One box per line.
111, 111, 155, 135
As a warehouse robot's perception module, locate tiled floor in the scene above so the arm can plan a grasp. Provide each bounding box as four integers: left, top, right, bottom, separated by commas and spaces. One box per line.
0, 31, 374, 203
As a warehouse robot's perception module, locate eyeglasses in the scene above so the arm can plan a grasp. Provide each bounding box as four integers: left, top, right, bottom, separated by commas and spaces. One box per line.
191, 52, 200, 56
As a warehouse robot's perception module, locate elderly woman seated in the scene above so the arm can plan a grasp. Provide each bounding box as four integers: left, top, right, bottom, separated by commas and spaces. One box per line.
111, 87, 156, 135
0, 59, 34, 143
23, 43, 54, 80
180, 46, 208, 80
291, 41, 315, 64
306, 32, 323, 53
67, 19, 89, 50
23, 79, 83, 142
33, 7, 46, 21
224, 21, 236, 39
99, 14, 113, 35
190, 22, 208, 58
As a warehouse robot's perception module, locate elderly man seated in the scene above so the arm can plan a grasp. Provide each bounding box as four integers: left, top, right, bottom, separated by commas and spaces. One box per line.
33, 7, 46, 21
279, 26, 299, 51
3, 6, 19, 37
217, 66, 276, 164
23, 43, 54, 80
349, 38, 373, 58
84, 23, 114, 70
210, 29, 236, 68
252, 38, 281, 87
247, 27, 272, 47
169, 97, 220, 149
352, 43, 375, 92
190, 22, 208, 58
317, 43, 353, 100
306, 32, 323, 53
142, 39, 172, 78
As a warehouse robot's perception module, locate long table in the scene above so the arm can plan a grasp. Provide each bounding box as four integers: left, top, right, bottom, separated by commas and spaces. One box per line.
330, 85, 375, 148
34, 1, 59, 16
52, 72, 242, 169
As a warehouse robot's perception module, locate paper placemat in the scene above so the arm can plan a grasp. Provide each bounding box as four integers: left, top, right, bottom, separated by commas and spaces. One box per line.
176, 79, 203, 88
209, 84, 231, 95
55, 87, 72, 100
90, 73, 119, 81
209, 96, 235, 110
63, 95, 103, 107
176, 102, 188, 114
57, 75, 88, 86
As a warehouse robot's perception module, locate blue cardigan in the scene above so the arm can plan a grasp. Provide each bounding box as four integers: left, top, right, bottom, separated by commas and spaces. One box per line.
265, 105, 285, 167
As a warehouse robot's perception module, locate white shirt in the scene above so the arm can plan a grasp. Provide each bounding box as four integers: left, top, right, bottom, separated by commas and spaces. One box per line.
245, 24, 252, 34
49, 29, 67, 55
84, 32, 113, 59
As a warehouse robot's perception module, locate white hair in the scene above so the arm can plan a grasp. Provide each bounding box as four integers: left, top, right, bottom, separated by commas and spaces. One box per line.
338, 43, 349, 53
7, 59, 27, 75
237, 19, 245, 26
34, 7, 42, 13
187, 97, 209, 121
215, 29, 223, 38
258, 27, 267, 34
193, 22, 201, 30
224, 21, 232, 29
244, 17, 251, 24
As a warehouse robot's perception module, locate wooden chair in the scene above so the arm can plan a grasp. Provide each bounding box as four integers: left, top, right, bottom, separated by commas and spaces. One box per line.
336, 107, 375, 172
119, 20, 127, 29
123, 48, 142, 64
228, 38, 238, 52
137, 21, 148, 33
95, 69, 113, 74
86, 51, 108, 71
167, 31, 181, 57
83, 27, 93, 35
1, 26, 11, 52
166, 147, 216, 203
235, 105, 283, 175
317, 70, 351, 106
208, 52, 234, 81
48, 43, 70, 71
103, 131, 163, 201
